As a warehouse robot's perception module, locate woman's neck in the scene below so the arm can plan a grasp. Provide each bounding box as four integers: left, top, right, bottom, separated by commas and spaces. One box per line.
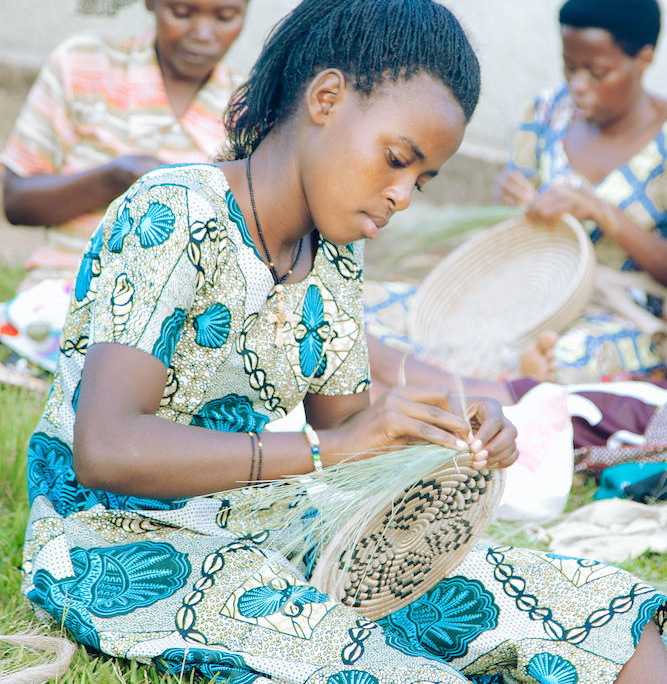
221, 134, 316, 280
565, 90, 667, 185
155, 47, 210, 119
248, 135, 314, 251
597, 90, 664, 139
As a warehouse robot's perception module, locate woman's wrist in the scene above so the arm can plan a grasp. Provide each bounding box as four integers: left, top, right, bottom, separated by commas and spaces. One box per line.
315, 427, 345, 469
593, 198, 621, 239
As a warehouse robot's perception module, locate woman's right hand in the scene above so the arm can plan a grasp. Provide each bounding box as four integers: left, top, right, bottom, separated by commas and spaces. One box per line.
318, 384, 472, 465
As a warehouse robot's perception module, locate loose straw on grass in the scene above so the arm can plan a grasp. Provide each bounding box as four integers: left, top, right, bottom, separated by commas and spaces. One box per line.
0, 634, 75, 684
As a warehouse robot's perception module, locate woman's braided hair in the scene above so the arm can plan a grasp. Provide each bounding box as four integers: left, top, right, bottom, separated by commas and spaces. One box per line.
222, 0, 480, 160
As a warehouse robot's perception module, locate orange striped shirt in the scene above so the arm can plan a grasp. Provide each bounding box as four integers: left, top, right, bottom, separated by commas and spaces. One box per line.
1, 30, 242, 250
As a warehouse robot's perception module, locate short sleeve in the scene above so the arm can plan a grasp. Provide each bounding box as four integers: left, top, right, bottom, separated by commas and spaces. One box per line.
505, 97, 542, 181
0, 39, 79, 177
305, 239, 371, 397
81, 168, 222, 367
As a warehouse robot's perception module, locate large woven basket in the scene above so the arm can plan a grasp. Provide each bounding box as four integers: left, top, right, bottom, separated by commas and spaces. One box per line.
310, 456, 505, 621
407, 214, 596, 373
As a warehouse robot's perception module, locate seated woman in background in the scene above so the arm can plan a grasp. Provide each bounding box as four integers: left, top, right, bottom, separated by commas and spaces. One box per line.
0, 0, 248, 370
497, 0, 667, 384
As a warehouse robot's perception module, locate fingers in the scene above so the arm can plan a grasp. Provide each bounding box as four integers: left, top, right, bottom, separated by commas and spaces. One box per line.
459, 398, 518, 470
388, 414, 468, 451
379, 388, 470, 447
496, 171, 537, 207
389, 384, 452, 412
525, 186, 597, 228
471, 427, 519, 469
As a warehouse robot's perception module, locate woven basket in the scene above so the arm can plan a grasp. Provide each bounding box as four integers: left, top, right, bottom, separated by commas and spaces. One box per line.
310, 456, 505, 621
407, 214, 596, 373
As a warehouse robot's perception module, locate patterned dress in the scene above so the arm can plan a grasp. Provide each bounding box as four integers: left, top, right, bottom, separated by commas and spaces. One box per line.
24, 164, 666, 683
506, 84, 667, 382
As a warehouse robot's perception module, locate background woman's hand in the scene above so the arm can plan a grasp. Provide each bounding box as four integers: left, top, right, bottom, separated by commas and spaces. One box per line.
495, 169, 538, 207
105, 154, 165, 195
524, 185, 606, 229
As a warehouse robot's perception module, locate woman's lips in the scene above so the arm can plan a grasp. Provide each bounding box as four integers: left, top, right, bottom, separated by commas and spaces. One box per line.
360, 212, 388, 239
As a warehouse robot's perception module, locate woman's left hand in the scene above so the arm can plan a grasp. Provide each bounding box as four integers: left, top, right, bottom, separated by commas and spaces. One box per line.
456, 397, 518, 469
525, 185, 605, 229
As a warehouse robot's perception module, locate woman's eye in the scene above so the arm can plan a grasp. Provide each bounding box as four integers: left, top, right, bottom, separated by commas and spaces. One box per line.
171, 6, 192, 18
217, 10, 239, 21
590, 68, 610, 80
415, 183, 424, 193
388, 150, 406, 168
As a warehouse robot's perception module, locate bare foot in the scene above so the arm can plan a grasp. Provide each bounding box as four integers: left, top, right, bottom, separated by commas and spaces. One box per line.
520, 330, 558, 381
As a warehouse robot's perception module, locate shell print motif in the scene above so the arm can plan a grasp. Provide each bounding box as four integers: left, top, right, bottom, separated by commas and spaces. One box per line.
526, 653, 578, 684
237, 582, 328, 619
320, 238, 361, 280
326, 671, 380, 684
111, 273, 135, 339
137, 202, 176, 248
108, 206, 134, 253
194, 303, 231, 348
158, 648, 260, 683
152, 308, 187, 367
295, 285, 330, 378
74, 226, 104, 302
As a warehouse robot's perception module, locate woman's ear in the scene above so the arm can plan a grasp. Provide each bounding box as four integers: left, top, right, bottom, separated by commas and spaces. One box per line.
634, 44, 654, 73
305, 69, 346, 125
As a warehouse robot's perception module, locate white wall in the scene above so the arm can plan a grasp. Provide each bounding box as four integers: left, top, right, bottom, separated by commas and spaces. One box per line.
2, 0, 666, 157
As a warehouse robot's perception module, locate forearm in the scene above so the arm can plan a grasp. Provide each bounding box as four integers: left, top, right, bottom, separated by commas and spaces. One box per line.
73, 412, 342, 499
595, 204, 667, 286
367, 334, 514, 404
3, 166, 127, 227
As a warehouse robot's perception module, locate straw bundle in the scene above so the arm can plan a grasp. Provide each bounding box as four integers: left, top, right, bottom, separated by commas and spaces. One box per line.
0, 634, 75, 684
258, 445, 505, 620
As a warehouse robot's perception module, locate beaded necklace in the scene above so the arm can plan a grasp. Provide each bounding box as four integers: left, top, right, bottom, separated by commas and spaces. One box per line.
245, 155, 303, 285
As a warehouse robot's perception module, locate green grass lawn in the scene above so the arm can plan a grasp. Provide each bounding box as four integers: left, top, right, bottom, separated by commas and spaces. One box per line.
0, 265, 665, 683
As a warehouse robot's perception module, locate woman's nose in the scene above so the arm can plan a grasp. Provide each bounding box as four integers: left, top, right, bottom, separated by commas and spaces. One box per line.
568, 69, 592, 95
386, 180, 414, 212
191, 17, 216, 42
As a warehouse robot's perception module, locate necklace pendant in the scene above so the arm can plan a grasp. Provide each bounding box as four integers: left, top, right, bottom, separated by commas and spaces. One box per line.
266, 286, 298, 347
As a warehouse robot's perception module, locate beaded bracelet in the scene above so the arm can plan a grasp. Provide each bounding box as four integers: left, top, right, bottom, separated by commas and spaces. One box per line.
302, 423, 322, 473
256, 433, 264, 482
247, 431, 257, 484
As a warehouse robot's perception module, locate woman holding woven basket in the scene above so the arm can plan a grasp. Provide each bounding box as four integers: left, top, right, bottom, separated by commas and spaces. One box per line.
497, 0, 667, 384
15, 1, 666, 682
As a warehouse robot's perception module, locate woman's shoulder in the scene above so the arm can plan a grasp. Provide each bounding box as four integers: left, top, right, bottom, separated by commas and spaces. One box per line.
49, 31, 114, 63
47, 30, 156, 75
133, 163, 229, 194
536, 83, 570, 112
514, 84, 572, 141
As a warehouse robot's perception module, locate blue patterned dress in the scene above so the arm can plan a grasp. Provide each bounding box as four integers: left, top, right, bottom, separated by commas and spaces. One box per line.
506, 84, 667, 382
24, 164, 666, 683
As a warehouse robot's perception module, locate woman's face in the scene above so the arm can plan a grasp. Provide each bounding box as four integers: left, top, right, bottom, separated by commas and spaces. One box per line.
560, 25, 651, 127
147, 0, 247, 82
301, 73, 467, 246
